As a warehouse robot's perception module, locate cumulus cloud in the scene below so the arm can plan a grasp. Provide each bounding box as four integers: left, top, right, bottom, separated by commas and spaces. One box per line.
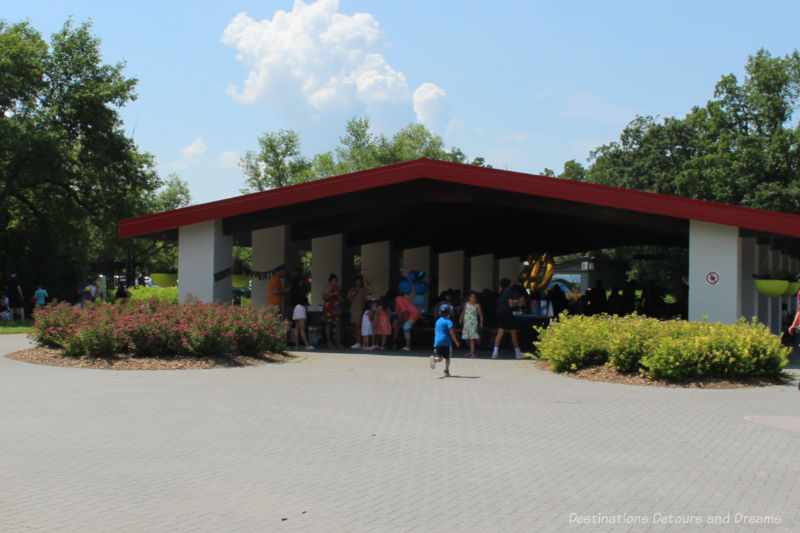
181, 138, 208, 161
222, 0, 413, 113
217, 150, 240, 168
413, 82, 450, 134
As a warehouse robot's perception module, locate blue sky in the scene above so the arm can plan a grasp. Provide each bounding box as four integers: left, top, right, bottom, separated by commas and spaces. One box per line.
5, 1, 800, 204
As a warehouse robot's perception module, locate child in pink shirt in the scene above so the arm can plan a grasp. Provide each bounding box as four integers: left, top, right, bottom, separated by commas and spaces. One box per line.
395, 294, 421, 351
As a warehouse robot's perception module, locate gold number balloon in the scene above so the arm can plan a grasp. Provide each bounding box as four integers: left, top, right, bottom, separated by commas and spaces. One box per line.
518, 252, 555, 292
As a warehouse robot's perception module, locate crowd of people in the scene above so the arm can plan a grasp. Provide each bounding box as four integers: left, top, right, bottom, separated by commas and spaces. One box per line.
270, 268, 544, 359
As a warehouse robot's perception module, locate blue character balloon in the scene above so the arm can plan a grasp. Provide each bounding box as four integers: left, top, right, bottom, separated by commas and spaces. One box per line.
398, 279, 411, 295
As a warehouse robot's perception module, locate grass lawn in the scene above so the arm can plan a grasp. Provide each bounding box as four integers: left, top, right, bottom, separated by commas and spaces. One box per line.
0, 319, 33, 334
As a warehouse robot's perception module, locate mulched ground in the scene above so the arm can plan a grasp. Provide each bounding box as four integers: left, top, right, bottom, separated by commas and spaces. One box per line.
5, 347, 292, 370
533, 359, 793, 388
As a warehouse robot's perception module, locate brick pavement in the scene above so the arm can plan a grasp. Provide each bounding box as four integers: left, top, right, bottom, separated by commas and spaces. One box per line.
1, 334, 800, 532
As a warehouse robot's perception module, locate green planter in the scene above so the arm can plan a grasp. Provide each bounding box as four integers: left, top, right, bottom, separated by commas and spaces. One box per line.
150, 273, 178, 288
754, 279, 789, 297
783, 281, 800, 297
232, 274, 251, 288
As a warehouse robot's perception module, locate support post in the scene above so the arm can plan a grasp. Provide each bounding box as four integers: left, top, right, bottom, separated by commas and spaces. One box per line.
688, 221, 740, 323
178, 220, 233, 304
251, 226, 287, 310
470, 254, 495, 293
312, 234, 343, 306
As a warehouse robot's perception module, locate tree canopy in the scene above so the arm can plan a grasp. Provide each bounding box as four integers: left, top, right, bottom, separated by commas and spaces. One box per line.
240, 117, 488, 192
560, 49, 800, 214
0, 19, 167, 298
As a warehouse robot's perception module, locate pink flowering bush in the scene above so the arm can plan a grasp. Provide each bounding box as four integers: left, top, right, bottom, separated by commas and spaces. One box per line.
31, 301, 287, 358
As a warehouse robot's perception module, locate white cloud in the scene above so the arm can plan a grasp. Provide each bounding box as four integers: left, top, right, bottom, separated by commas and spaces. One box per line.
222, 0, 413, 113
181, 138, 207, 161
217, 150, 240, 168
413, 82, 450, 134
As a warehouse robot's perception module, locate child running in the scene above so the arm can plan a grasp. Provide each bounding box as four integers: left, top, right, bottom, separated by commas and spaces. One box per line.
459, 291, 484, 357
430, 303, 460, 377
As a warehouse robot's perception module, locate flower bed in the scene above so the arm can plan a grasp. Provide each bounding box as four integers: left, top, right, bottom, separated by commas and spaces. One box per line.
535, 313, 788, 381
30, 301, 287, 359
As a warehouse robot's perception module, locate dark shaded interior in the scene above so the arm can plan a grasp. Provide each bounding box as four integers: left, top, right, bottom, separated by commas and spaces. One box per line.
220, 179, 690, 255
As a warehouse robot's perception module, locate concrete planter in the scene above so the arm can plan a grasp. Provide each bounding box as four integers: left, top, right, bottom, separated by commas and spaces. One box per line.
783, 281, 800, 297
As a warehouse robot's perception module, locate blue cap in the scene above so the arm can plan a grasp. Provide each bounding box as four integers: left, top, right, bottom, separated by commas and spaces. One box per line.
439, 303, 452, 315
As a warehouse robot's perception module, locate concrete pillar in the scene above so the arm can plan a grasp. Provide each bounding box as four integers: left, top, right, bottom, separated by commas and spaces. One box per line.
470, 254, 495, 292
360, 241, 391, 298
756, 243, 770, 326
178, 220, 233, 304
739, 237, 757, 321
498, 256, 523, 287
403, 246, 430, 278
251, 226, 286, 310
311, 234, 343, 306
438, 250, 465, 295
770, 249, 781, 333
688, 221, 740, 323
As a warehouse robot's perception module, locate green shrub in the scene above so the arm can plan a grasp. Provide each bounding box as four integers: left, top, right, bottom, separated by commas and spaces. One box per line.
641, 318, 788, 380
129, 286, 178, 303
536, 314, 789, 381
606, 314, 660, 373
535, 312, 611, 372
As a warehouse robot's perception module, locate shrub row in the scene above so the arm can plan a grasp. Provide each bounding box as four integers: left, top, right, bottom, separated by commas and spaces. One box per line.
31, 301, 287, 359
535, 313, 789, 380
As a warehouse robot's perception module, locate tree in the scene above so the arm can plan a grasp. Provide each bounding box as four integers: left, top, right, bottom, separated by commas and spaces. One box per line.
581, 49, 800, 214
239, 129, 312, 192
0, 19, 160, 300
240, 117, 489, 193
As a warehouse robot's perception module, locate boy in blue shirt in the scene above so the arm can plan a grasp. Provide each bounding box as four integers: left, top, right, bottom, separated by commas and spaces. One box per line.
430, 303, 460, 377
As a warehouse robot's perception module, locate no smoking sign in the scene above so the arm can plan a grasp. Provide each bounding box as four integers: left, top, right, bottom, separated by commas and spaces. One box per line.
706, 272, 720, 285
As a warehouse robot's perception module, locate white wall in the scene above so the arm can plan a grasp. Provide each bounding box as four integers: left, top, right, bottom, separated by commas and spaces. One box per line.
178, 220, 233, 304
688, 221, 740, 323
251, 226, 286, 310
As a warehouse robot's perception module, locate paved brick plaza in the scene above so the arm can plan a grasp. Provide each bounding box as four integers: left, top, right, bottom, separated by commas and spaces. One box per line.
1, 333, 799, 532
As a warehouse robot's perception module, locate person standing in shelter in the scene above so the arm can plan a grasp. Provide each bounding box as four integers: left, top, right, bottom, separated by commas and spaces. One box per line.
289, 268, 311, 349
459, 291, 484, 357
34, 284, 48, 309
361, 297, 377, 350
395, 291, 421, 351
323, 274, 344, 349
6, 270, 24, 321
374, 297, 393, 350
492, 278, 526, 359
267, 265, 289, 315
430, 303, 460, 377
347, 276, 373, 349
115, 282, 132, 301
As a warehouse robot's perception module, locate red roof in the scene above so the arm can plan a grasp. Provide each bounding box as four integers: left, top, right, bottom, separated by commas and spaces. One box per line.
119, 158, 800, 239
